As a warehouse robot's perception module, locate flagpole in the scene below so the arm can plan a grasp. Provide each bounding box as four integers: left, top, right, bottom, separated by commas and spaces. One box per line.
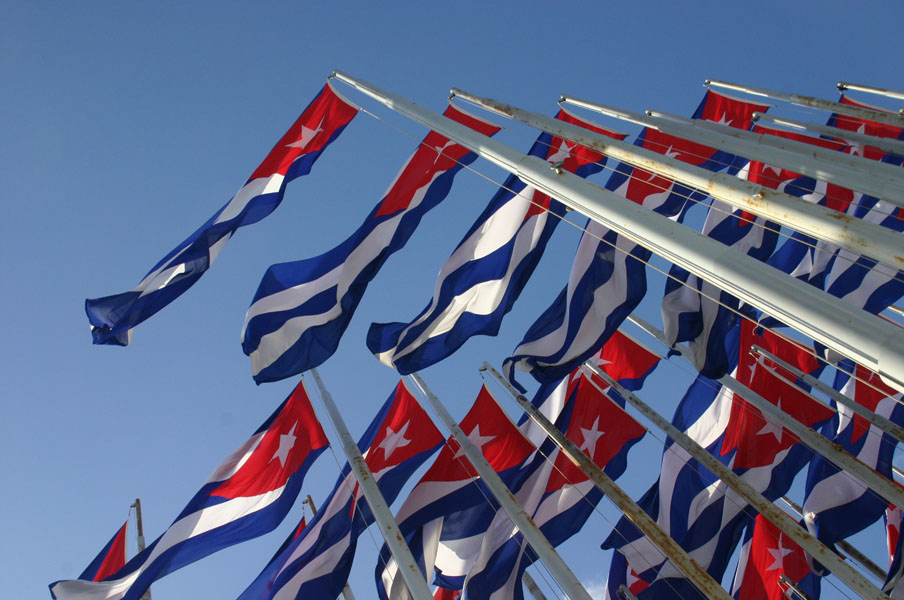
704, 79, 904, 129
561, 95, 904, 210
480, 363, 735, 600
581, 362, 890, 600
406, 372, 594, 600
837, 82, 904, 104
751, 344, 904, 445
328, 71, 904, 396
308, 369, 433, 600
751, 112, 904, 158
623, 314, 904, 511
302, 495, 357, 600
451, 88, 903, 273
130, 499, 151, 600
522, 572, 549, 600
780, 497, 886, 581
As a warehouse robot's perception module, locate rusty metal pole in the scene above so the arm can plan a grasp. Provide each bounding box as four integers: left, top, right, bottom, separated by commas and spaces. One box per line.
751, 112, 904, 158
837, 82, 904, 103
522, 572, 549, 600
308, 369, 431, 600
406, 372, 594, 600
481, 363, 734, 600
582, 362, 890, 600
130, 499, 151, 600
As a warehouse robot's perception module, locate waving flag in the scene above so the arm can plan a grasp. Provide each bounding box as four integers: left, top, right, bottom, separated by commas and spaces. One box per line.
240, 380, 444, 600
603, 321, 830, 593
603, 551, 652, 600
86, 83, 357, 346
242, 105, 501, 383
368, 110, 612, 375
462, 348, 650, 600
375, 385, 536, 600
77, 521, 128, 583
884, 502, 904, 597
802, 361, 904, 552
50, 380, 329, 600
730, 514, 820, 600
507, 91, 767, 388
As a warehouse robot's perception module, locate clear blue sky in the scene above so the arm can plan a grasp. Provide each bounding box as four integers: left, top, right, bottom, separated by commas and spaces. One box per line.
3, 2, 902, 599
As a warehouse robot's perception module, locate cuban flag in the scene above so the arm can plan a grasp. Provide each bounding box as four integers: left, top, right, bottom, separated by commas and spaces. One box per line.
367, 110, 615, 375
50, 379, 330, 600
239, 380, 444, 600
884, 502, 904, 598
77, 521, 128, 583
603, 551, 651, 600
375, 384, 536, 600
729, 514, 821, 600
802, 361, 904, 554
86, 83, 358, 346
506, 91, 768, 389
602, 321, 831, 592
461, 341, 652, 600
830, 94, 904, 160
242, 105, 501, 384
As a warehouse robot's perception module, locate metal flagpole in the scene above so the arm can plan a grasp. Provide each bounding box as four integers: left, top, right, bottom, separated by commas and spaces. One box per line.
624, 314, 904, 511
450, 88, 903, 272
561, 95, 904, 210
329, 70, 904, 395
522, 572, 549, 600
130, 499, 151, 600
780, 496, 886, 581
307, 369, 433, 600
406, 372, 594, 600
837, 82, 904, 104
751, 112, 904, 158
750, 344, 904, 445
302, 495, 356, 600
704, 79, 904, 129
580, 362, 890, 600
481, 363, 735, 600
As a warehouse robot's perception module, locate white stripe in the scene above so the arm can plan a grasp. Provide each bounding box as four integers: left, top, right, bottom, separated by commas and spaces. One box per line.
216, 176, 284, 225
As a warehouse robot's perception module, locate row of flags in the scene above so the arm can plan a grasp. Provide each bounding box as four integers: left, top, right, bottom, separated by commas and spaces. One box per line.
74, 73, 904, 600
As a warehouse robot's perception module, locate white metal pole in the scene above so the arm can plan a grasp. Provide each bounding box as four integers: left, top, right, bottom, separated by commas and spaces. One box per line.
329, 70, 904, 395
481, 363, 734, 600
624, 314, 904, 510
646, 108, 904, 197
130, 499, 151, 600
751, 344, 904, 445
837, 82, 904, 104
451, 88, 904, 272
780, 496, 886, 581
406, 372, 594, 600
561, 95, 904, 209
522, 572, 549, 600
705, 79, 904, 129
308, 370, 434, 600
752, 112, 904, 158
581, 362, 890, 600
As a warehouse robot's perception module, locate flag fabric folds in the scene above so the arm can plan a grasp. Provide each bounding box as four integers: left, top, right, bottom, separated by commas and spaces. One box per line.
50, 380, 330, 600
884, 502, 904, 598
368, 109, 613, 375
78, 521, 128, 583
729, 514, 821, 600
802, 361, 904, 553
507, 90, 767, 389
239, 380, 444, 600
375, 384, 536, 600
461, 336, 653, 600
86, 83, 358, 346
242, 105, 501, 383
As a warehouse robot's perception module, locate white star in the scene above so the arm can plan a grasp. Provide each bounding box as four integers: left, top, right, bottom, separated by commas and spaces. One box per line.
766, 537, 793, 571
453, 425, 495, 459
713, 113, 734, 128
546, 139, 575, 164
756, 398, 784, 444
377, 421, 412, 460
432, 141, 455, 165
285, 118, 324, 150
572, 356, 611, 385
271, 422, 298, 468
578, 416, 606, 457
